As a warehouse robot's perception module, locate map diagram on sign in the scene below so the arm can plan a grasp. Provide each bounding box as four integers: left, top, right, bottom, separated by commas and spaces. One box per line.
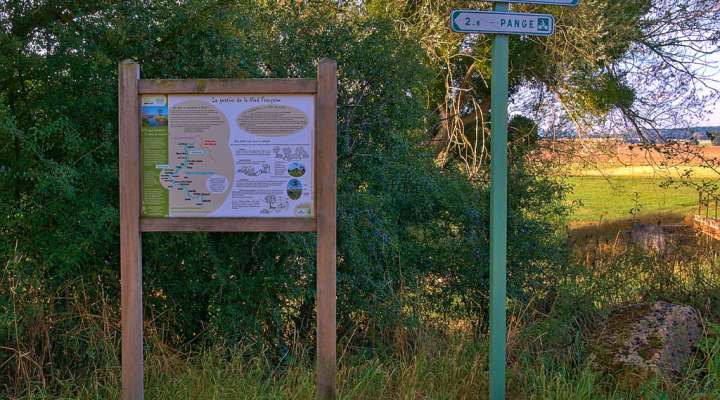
157, 101, 234, 216
141, 94, 315, 218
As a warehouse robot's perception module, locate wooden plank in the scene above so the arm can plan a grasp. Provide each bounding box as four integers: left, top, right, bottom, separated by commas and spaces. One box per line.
140, 218, 316, 232
118, 60, 143, 400
138, 79, 317, 94
315, 59, 337, 400
694, 215, 720, 241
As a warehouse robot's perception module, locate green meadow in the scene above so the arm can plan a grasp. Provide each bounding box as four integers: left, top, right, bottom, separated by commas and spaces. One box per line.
567, 176, 701, 223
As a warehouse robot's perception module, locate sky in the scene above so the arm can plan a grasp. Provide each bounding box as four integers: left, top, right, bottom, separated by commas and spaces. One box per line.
698, 52, 720, 126
706, 101, 720, 126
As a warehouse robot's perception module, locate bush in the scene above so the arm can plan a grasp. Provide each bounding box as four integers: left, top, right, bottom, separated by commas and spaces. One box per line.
0, 2, 569, 388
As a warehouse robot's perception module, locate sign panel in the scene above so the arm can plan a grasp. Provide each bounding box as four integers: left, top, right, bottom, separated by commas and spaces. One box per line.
451, 10, 555, 36
488, 0, 578, 5
141, 94, 315, 218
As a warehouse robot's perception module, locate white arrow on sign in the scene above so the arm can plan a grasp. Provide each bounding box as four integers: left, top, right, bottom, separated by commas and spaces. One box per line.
488, 0, 579, 6
451, 10, 555, 36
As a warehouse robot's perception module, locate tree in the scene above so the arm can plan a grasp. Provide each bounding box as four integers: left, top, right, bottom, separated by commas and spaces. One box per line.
364, 0, 719, 173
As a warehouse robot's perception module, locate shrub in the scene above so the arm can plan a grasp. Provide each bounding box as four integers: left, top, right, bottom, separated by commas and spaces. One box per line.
0, 1, 568, 376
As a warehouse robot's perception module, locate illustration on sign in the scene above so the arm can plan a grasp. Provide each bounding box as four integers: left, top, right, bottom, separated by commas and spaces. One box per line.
141, 94, 314, 218
451, 10, 555, 36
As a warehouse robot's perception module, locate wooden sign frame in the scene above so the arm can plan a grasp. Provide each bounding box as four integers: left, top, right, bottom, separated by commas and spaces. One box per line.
118, 59, 337, 400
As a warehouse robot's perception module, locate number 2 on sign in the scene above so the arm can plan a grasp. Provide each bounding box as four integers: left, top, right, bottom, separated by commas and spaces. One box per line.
464, 17, 481, 26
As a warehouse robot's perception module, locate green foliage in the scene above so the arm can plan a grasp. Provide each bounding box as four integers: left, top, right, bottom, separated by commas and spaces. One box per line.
0, 3, 570, 394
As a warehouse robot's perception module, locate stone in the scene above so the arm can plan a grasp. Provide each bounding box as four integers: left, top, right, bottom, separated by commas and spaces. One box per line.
590, 301, 702, 379
629, 223, 667, 253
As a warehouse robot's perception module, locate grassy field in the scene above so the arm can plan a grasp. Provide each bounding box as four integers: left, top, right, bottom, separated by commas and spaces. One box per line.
544, 141, 720, 223
12, 242, 720, 400
18, 335, 720, 400
567, 176, 701, 223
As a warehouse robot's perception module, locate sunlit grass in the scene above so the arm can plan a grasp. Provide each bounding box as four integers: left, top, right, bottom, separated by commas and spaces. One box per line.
567, 176, 700, 223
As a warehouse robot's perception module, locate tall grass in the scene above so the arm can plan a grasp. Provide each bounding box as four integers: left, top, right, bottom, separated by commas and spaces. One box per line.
5, 221, 720, 399
568, 214, 720, 318
12, 328, 720, 399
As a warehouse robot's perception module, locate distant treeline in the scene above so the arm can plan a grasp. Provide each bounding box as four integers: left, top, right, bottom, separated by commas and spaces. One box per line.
540, 126, 720, 143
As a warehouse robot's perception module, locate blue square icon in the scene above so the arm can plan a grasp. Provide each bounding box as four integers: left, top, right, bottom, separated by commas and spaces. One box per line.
537, 17, 550, 32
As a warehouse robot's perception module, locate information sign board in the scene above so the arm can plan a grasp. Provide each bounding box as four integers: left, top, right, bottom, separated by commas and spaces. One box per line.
119, 59, 338, 400
141, 94, 315, 218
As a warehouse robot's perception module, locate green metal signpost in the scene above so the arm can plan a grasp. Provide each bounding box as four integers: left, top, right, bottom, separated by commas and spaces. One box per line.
451, 1, 578, 399
488, 4, 510, 400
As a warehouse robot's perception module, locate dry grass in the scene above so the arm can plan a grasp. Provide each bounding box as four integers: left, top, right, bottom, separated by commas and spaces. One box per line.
541, 140, 720, 169
570, 165, 720, 179
569, 212, 688, 241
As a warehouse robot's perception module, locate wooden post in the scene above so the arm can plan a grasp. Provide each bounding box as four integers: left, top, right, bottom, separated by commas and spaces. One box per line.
118, 60, 143, 400
699, 192, 703, 216
707, 196, 710, 219
315, 58, 337, 400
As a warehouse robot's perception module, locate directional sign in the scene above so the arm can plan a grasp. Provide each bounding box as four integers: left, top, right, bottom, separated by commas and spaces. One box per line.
451, 10, 555, 36
488, 0, 579, 6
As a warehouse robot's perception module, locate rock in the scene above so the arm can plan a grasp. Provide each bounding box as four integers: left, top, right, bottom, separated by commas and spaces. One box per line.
629, 223, 667, 253
590, 301, 702, 379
